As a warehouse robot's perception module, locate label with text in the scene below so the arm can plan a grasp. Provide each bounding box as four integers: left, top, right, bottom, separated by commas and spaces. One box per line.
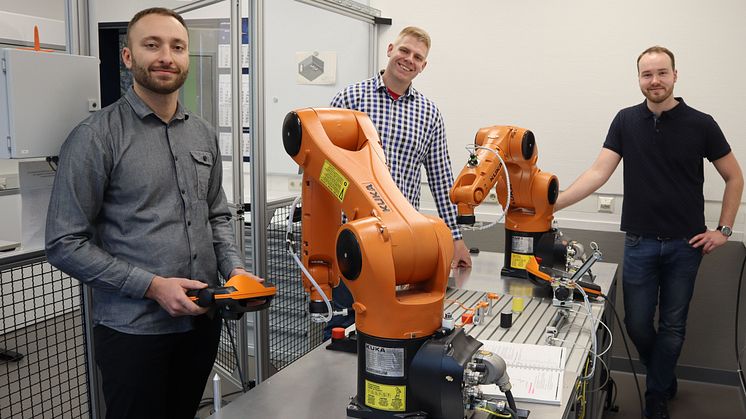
364, 380, 406, 412
319, 160, 349, 202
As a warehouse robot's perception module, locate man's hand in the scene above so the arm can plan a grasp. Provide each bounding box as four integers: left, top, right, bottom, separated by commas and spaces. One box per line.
145, 276, 209, 317
229, 267, 263, 283
689, 230, 728, 255
452, 239, 472, 268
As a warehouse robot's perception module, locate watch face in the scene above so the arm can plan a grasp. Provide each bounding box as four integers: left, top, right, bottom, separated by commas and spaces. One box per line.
721, 226, 733, 237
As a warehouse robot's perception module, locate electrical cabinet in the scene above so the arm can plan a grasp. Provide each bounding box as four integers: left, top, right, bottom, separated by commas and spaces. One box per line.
0, 48, 100, 159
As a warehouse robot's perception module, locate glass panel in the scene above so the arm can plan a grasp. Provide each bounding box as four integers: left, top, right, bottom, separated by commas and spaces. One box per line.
180, 6, 251, 205
181, 3, 257, 387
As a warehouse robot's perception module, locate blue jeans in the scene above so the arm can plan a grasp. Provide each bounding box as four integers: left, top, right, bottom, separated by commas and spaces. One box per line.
622, 232, 702, 399
322, 280, 356, 340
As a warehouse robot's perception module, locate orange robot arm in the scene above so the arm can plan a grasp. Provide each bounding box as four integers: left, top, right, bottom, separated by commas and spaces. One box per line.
283, 108, 453, 340
450, 126, 558, 232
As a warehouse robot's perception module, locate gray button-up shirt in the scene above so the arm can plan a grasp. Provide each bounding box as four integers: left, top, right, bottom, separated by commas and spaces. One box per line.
46, 87, 244, 334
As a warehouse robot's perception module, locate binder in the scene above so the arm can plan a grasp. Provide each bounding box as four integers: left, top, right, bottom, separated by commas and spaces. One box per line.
478, 340, 566, 405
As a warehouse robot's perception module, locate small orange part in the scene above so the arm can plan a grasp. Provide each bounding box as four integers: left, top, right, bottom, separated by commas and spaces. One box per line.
34, 26, 40, 50
461, 313, 474, 324
18, 26, 54, 52
331, 327, 346, 340
352, 302, 366, 314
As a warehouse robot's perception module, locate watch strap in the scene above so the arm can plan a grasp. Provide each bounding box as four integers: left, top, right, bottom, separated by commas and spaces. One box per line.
717, 225, 733, 237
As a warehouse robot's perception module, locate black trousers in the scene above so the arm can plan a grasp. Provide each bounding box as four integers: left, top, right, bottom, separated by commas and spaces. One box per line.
93, 315, 222, 419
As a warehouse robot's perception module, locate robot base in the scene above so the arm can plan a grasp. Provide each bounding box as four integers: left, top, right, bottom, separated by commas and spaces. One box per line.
348, 398, 531, 419
347, 396, 427, 418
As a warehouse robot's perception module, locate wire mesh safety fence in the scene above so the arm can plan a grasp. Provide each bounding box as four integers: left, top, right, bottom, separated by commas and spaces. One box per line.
212, 198, 323, 385
0, 254, 89, 419
264, 200, 324, 371
0, 200, 320, 417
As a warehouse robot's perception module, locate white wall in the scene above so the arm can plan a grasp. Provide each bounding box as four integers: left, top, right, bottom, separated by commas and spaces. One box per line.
0, 0, 63, 19
370, 0, 746, 235
264, 0, 373, 176
93, 0, 181, 22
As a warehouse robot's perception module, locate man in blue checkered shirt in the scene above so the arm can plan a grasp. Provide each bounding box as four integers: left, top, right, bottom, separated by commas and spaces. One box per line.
325, 26, 470, 338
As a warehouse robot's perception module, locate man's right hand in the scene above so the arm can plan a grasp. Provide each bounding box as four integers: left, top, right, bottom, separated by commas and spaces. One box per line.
145, 276, 209, 317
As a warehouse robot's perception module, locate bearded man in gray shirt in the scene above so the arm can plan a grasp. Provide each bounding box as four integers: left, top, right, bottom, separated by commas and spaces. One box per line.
45, 8, 250, 418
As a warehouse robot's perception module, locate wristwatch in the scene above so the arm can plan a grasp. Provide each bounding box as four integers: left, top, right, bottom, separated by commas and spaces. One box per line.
717, 225, 733, 237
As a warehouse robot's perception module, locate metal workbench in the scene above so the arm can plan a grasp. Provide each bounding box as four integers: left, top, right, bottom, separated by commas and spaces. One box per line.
209, 251, 618, 419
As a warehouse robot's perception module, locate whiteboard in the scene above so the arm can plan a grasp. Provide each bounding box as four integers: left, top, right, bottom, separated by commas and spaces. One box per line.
264, 0, 373, 175
370, 0, 746, 202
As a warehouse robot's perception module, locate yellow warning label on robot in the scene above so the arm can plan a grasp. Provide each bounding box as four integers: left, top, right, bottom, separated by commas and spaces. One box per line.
319, 160, 349, 202
364, 380, 406, 412
511, 253, 530, 269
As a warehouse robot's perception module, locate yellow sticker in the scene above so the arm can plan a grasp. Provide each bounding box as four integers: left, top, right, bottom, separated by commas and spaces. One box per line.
511, 253, 530, 269
319, 160, 350, 202
364, 380, 406, 412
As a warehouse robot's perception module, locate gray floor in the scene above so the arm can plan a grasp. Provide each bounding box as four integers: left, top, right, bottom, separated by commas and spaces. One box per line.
606, 371, 746, 418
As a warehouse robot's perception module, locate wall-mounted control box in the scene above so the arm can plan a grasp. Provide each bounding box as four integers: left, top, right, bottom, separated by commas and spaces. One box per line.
0, 48, 100, 159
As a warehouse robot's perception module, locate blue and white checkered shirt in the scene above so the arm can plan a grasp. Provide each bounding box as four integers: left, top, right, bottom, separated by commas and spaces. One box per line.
331, 72, 462, 240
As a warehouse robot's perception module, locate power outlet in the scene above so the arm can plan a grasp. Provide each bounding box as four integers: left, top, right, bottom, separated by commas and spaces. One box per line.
288, 178, 302, 191
598, 196, 614, 213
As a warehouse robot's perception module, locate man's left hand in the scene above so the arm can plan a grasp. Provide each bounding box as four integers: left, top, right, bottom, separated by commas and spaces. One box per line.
452, 239, 472, 268
229, 267, 264, 283
689, 230, 728, 255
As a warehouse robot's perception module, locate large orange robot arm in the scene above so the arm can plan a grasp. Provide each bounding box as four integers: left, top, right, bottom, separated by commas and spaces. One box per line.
282, 108, 453, 340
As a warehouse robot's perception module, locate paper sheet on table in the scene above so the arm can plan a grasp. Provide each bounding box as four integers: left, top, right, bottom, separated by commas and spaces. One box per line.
19, 161, 56, 250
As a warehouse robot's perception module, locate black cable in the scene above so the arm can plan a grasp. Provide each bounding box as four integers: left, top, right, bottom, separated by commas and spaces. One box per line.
483, 397, 519, 419
224, 318, 249, 393
588, 350, 609, 393
600, 293, 645, 419
735, 252, 746, 397
502, 405, 519, 419
604, 376, 618, 412
45, 156, 58, 172
504, 390, 518, 412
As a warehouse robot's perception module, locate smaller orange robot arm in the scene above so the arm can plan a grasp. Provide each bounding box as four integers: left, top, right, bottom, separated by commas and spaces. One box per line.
450, 126, 559, 233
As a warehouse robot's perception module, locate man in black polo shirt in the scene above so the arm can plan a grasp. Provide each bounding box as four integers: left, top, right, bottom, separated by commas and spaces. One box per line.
555, 46, 743, 419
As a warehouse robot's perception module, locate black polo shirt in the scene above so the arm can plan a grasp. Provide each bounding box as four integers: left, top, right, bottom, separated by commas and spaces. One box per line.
603, 98, 731, 238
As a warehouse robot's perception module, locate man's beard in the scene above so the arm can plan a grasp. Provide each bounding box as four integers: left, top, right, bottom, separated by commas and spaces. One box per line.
643, 86, 672, 104
131, 57, 188, 94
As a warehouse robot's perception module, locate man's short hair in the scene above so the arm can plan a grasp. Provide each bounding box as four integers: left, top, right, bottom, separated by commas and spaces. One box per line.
126, 7, 188, 46
637, 45, 676, 72
394, 26, 431, 51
